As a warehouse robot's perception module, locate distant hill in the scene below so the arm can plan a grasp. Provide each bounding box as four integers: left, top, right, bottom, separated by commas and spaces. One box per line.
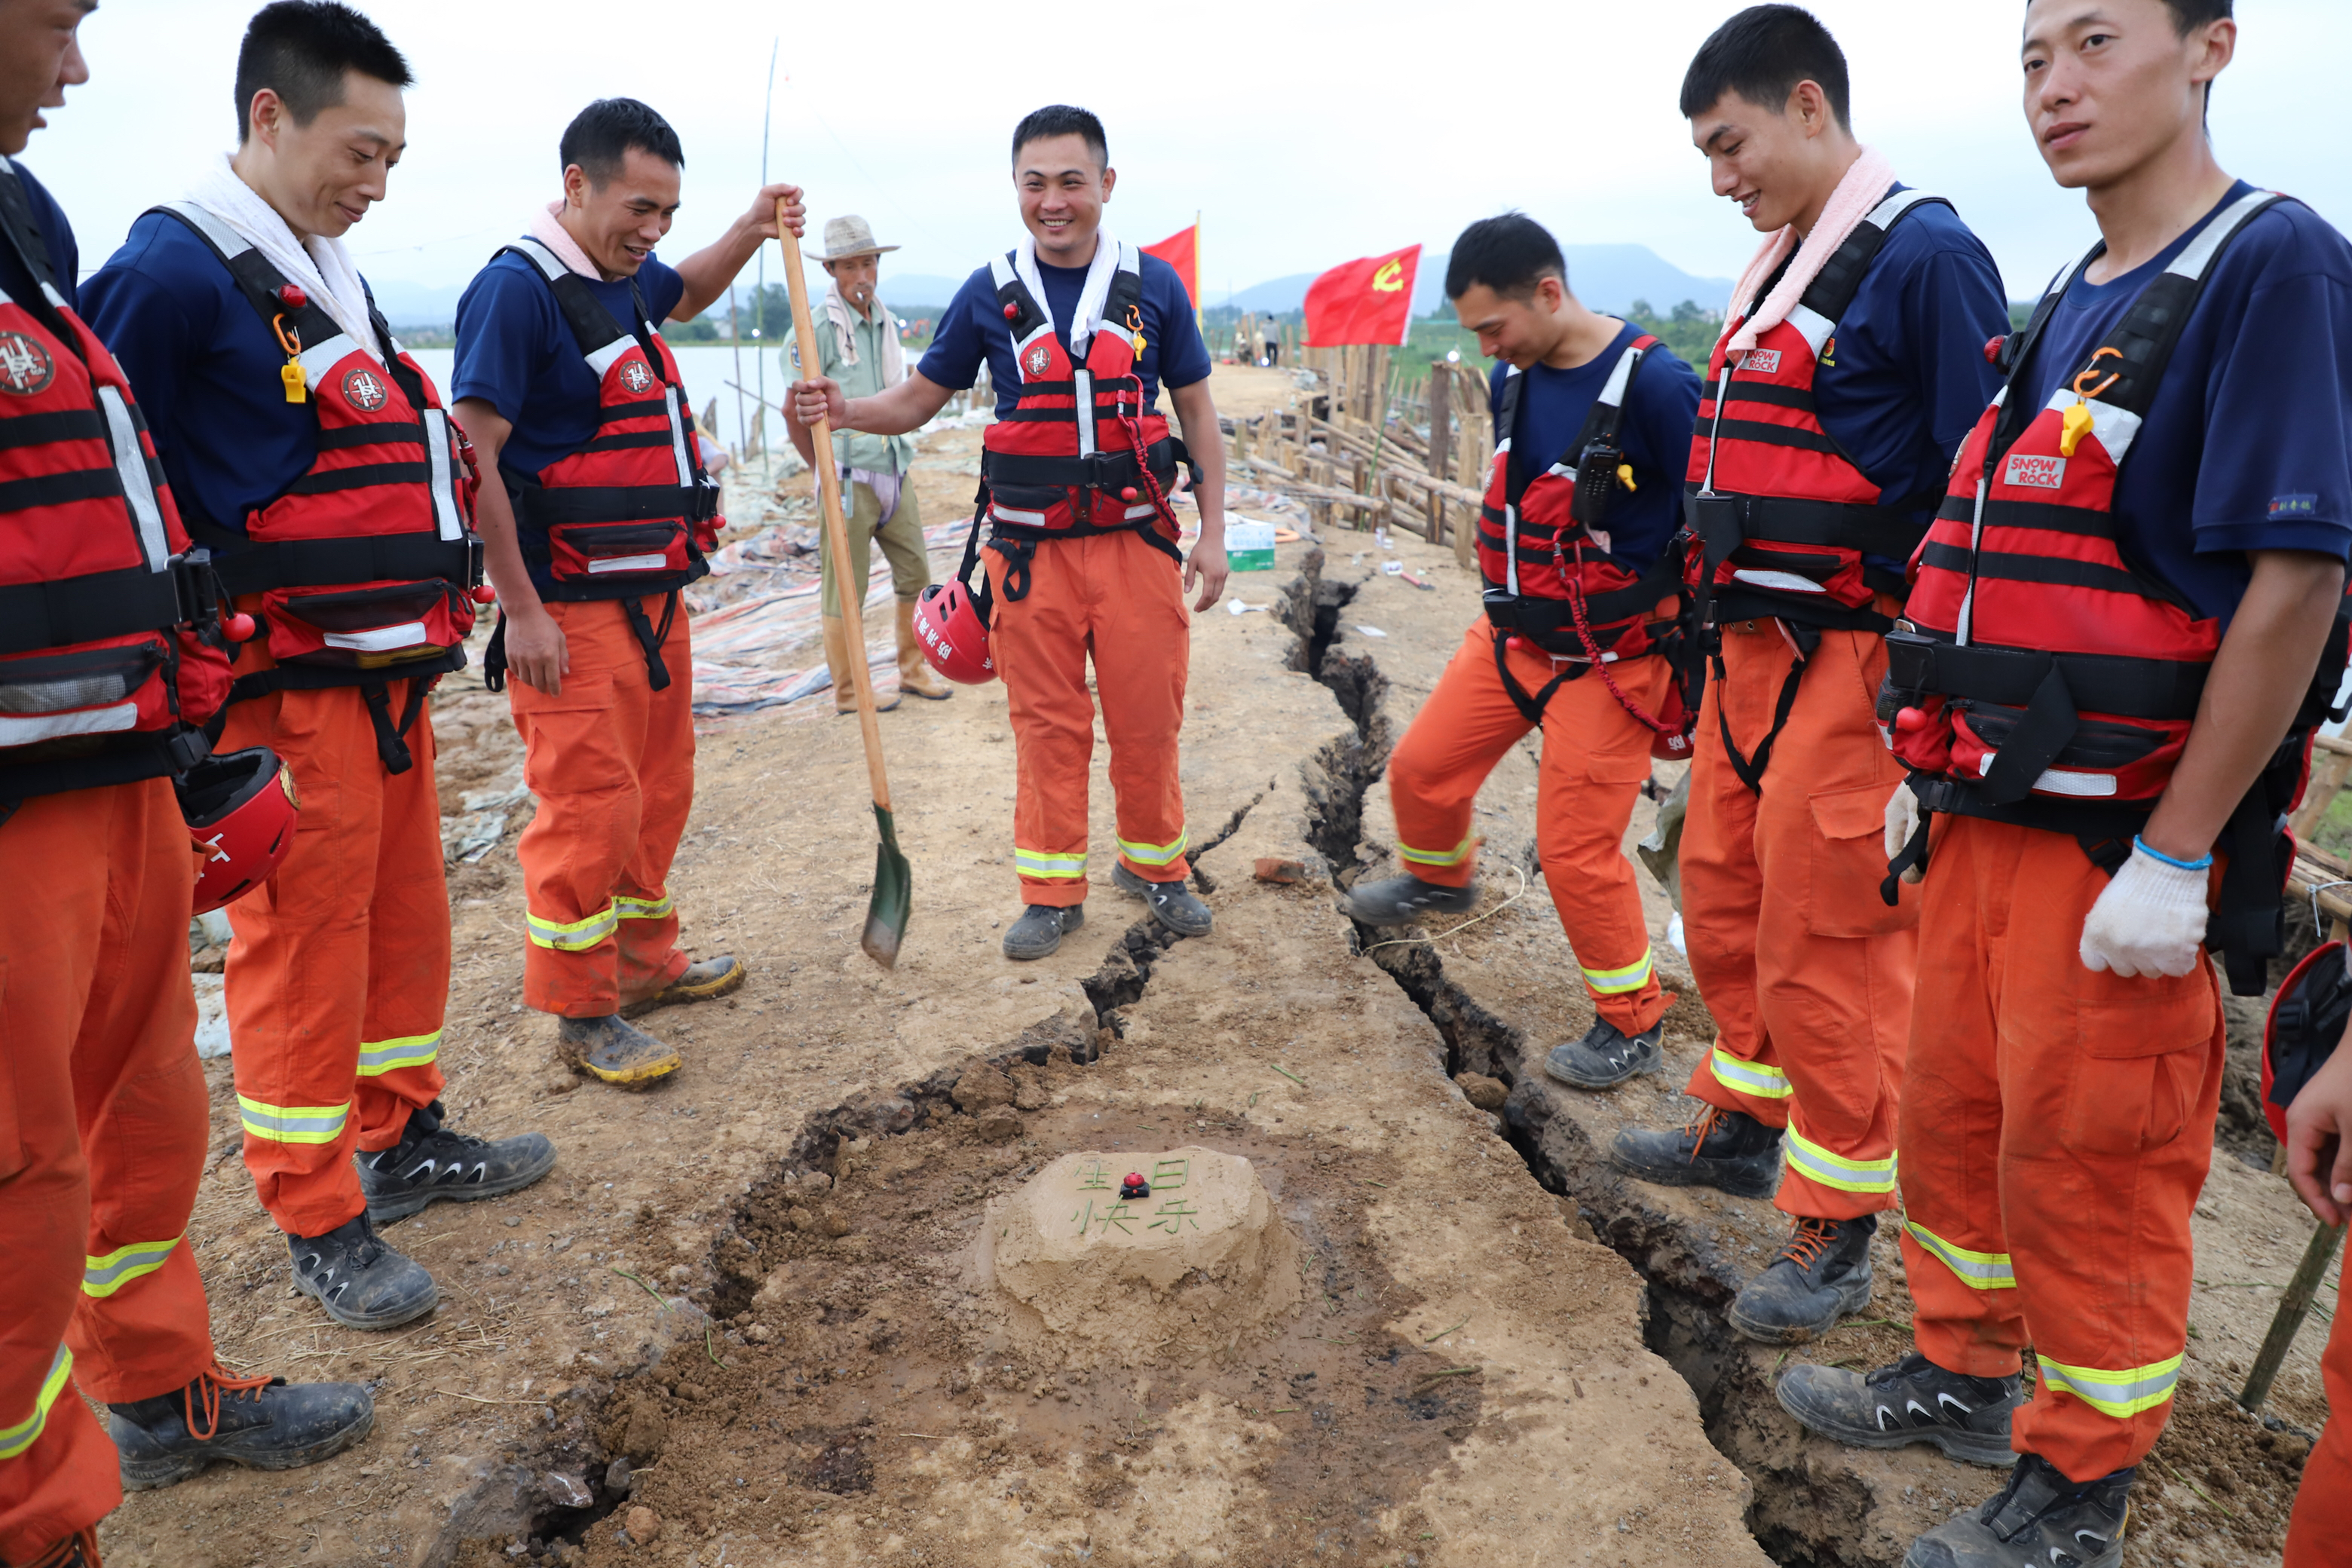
1224, 245, 1734, 320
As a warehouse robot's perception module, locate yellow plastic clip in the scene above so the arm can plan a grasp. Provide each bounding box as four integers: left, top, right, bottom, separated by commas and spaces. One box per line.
271, 313, 306, 403
1616, 463, 1637, 492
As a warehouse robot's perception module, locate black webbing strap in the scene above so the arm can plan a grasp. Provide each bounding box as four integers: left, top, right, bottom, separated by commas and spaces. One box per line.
1880, 792, 1931, 906
183, 520, 473, 596
1491, 629, 1583, 727
207, 656, 455, 774
2210, 786, 2290, 997
358, 677, 430, 773
1713, 621, 1821, 795
483, 613, 508, 694
620, 591, 678, 691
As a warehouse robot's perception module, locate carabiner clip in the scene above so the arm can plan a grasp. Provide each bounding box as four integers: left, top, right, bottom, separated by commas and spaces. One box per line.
2072, 345, 2122, 403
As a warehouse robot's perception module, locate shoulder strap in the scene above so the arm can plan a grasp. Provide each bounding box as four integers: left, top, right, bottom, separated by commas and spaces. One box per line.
1570, 335, 1655, 457
495, 238, 645, 375
988, 250, 1052, 368
1103, 243, 1144, 340
1795, 187, 1953, 332
1493, 366, 1529, 508
2087, 188, 2286, 418
0, 158, 75, 348
150, 202, 373, 392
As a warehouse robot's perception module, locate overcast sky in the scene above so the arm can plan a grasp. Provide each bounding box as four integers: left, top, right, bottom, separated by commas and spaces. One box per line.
26, 0, 2347, 310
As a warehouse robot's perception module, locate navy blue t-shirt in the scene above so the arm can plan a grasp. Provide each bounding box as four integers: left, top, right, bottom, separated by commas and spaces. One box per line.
83, 210, 397, 537
918, 245, 1210, 417
0, 160, 78, 310
451, 247, 687, 485
1488, 322, 1703, 574
2009, 182, 2352, 623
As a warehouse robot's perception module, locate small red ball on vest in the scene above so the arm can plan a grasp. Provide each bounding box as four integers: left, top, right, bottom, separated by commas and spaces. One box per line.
1120, 486, 1139, 503
277, 283, 308, 309
1002, 302, 1020, 320
470, 584, 498, 605
222, 612, 257, 642
1983, 335, 2007, 366
1894, 706, 1930, 735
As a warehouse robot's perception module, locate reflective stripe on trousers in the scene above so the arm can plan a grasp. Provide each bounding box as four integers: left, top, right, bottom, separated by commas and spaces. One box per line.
237, 1095, 350, 1145
614, 892, 673, 921
1116, 832, 1189, 870
81, 1237, 182, 1299
1013, 850, 1087, 880
1398, 832, 1476, 869
356, 1030, 440, 1077
1582, 946, 1654, 997
2035, 1354, 2182, 1419
528, 902, 619, 951
1709, 1046, 1793, 1100
0, 1347, 71, 1461
1904, 1220, 2015, 1291
1781, 1124, 1897, 1194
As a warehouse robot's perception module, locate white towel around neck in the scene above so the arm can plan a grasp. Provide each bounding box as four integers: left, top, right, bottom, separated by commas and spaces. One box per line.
188, 153, 381, 363
1010, 230, 1123, 357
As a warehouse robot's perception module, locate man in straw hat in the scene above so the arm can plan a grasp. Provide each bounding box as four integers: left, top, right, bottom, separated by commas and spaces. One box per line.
785, 214, 950, 711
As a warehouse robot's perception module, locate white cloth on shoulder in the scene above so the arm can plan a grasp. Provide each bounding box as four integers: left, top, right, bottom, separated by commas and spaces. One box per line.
189, 152, 381, 363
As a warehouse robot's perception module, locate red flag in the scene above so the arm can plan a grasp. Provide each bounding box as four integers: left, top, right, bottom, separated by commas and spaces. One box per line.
1142, 222, 1199, 307
1303, 243, 1420, 348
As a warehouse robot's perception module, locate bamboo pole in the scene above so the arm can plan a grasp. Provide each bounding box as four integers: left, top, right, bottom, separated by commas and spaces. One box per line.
2238, 1222, 2346, 1413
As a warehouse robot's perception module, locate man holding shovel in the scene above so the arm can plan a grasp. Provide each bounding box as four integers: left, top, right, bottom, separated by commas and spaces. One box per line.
784, 214, 951, 715
451, 98, 802, 1086
792, 104, 1230, 962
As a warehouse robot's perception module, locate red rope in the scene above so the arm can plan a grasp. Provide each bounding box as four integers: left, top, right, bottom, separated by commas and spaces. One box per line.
1555, 534, 1677, 740
1113, 379, 1183, 536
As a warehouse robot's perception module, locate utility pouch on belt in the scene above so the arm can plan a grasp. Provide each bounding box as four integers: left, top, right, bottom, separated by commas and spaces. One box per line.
1688, 492, 1743, 580
261, 580, 470, 672
544, 519, 694, 584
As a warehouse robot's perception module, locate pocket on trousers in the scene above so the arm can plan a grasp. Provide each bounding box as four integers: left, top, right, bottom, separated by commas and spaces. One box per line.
2063, 987, 2218, 1159
1805, 780, 1912, 938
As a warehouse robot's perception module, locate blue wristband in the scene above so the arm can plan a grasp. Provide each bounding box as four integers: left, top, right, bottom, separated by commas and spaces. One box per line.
2133, 835, 2213, 873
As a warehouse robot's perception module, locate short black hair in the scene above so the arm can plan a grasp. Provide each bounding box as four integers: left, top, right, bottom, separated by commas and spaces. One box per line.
1445, 215, 1566, 302
1680, 5, 1851, 130
1011, 106, 1107, 168
559, 98, 685, 185
234, 2, 412, 144
2159, 0, 2231, 29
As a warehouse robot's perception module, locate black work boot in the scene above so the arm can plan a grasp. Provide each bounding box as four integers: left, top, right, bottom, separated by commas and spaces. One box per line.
358, 1099, 558, 1223
1003, 902, 1083, 960
1728, 1214, 1876, 1343
1338, 873, 1478, 924
620, 954, 747, 1018
1777, 1351, 2023, 1468
289, 1211, 437, 1329
556, 1013, 681, 1088
1903, 1452, 2131, 1568
1112, 863, 1213, 937
108, 1362, 373, 1490
1611, 1104, 1784, 1199
1542, 1018, 1665, 1089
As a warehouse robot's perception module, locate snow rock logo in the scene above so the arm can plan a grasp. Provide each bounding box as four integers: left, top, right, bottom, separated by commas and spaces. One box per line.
340, 366, 389, 413
0, 332, 56, 396
1741, 348, 1781, 375
2003, 454, 2067, 492
620, 361, 655, 394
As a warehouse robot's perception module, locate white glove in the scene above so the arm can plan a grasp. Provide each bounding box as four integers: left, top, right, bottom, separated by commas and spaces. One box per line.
2078, 842, 2210, 978
1883, 782, 1922, 881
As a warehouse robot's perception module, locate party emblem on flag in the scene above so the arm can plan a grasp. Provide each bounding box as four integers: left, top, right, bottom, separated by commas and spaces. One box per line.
1371, 259, 1406, 292
620, 360, 655, 394
341, 366, 389, 412
0, 332, 56, 396
1026, 345, 1051, 376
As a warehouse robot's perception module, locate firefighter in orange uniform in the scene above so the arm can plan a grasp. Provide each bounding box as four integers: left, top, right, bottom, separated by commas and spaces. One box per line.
791, 105, 1230, 960
85, 2, 555, 1335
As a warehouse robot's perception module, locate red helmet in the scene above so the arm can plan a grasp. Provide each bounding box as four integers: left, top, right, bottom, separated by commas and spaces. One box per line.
179, 747, 299, 914
910, 580, 996, 684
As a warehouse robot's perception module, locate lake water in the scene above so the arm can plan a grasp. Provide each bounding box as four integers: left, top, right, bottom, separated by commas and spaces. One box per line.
409, 344, 803, 456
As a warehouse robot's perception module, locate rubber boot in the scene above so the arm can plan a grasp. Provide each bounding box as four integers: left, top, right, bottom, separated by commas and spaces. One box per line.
1902, 1452, 2131, 1568
1112, 862, 1213, 937
620, 954, 747, 1018
357, 1098, 558, 1222
1338, 873, 1478, 924
1004, 903, 1083, 960
1610, 1104, 1784, 1199
557, 1012, 681, 1087
822, 613, 899, 715
1776, 1351, 2023, 1468
1728, 1213, 1876, 1344
289, 1211, 437, 1329
1542, 1018, 1665, 1089
107, 1363, 374, 1490
896, 600, 954, 701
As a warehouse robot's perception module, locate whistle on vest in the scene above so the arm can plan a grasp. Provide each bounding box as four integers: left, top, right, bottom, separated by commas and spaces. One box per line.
2060, 399, 2094, 458
271, 313, 307, 404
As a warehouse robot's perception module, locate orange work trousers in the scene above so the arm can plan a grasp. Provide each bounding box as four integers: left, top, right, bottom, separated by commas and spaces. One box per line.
1680, 618, 1918, 1220
220, 669, 449, 1239
2287, 1296, 2352, 1564
1387, 622, 1672, 1034
0, 780, 218, 1560
1899, 814, 2222, 1481
511, 596, 693, 1015
984, 529, 1190, 906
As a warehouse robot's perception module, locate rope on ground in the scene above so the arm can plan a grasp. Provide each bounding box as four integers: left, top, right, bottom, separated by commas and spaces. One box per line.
1358, 865, 1530, 954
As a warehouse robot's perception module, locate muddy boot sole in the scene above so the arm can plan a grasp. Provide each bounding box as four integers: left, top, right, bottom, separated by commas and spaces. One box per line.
118, 1401, 375, 1491
619, 956, 748, 1019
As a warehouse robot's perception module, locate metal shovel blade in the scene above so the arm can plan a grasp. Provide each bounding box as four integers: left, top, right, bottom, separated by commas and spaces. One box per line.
861, 804, 911, 969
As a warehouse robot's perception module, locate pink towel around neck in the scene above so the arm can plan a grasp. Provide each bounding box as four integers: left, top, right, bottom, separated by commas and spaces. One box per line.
529, 201, 601, 280
1725, 147, 1898, 354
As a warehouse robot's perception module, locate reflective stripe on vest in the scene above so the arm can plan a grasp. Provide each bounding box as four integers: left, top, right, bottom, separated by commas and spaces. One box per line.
357, 1029, 442, 1076
238, 1095, 351, 1145
1903, 1220, 2015, 1290
0, 1345, 72, 1460
83, 1236, 182, 1298
2035, 1352, 2182, 1419
1685, 188, 1947, 623
1708, 1046, 1793, 1100
1781, 1124, 1897, 1193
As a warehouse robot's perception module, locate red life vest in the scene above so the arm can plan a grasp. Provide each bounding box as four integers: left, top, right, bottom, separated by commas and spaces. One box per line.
1684, 188, 1949, 631
1883, 188, 2349, 994
488, 237, 718, 689
0, 163, 229, 801
154, 202, 482, 773
970, 242, 1193, 605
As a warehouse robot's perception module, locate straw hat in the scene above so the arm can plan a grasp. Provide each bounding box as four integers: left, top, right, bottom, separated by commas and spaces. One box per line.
819, 215, 899, 260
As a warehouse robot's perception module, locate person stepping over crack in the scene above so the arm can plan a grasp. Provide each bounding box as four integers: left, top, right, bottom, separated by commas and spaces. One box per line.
788, 106, 1231, 965
1340, 215, 1701, 1086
